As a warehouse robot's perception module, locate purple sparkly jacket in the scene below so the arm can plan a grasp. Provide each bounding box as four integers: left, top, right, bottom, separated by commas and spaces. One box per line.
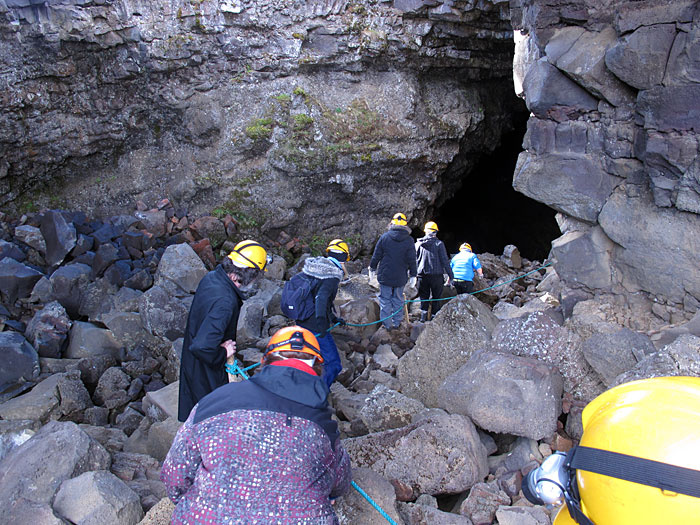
161, 362, 351, 524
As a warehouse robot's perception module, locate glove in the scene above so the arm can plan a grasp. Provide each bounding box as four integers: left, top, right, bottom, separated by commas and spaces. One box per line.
408, 276, 417, 288
337, 318, 347, 326
368, 268, 377, 280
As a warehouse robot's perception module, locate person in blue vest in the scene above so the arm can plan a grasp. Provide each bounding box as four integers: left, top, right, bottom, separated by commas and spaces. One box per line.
177, 240, 269, 422
369, 212, 417, 331
296, 239, 349, 388
415, 221, 453, 322
449, 242, 483, 295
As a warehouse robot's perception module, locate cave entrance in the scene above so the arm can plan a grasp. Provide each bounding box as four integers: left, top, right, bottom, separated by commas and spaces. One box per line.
428, 110, 560, 262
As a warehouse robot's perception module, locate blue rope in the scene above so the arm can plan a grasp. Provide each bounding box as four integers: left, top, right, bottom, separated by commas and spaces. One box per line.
351, 481, 398, 525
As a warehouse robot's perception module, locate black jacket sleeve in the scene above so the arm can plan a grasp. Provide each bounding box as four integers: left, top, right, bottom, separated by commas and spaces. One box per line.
188, 298, 234, 367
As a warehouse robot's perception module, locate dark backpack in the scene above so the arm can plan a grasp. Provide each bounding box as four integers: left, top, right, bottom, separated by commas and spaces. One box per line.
281, 272, 318, 321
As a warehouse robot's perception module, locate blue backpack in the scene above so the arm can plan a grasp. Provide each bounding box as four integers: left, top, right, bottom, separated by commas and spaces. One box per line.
281, 272, 318, 321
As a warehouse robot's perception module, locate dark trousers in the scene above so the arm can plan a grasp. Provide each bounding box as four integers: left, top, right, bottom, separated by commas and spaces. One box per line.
418, 274, 445, 314
454, 280, 474, 295
317, 333, 342, 388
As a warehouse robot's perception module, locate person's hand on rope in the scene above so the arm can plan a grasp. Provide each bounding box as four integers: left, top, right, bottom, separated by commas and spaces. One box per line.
221, 339, 237, 359
368, 268, 377, 281
337, 318, 347, 326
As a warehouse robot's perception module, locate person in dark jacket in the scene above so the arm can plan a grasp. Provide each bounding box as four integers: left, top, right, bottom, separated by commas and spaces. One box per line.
296, 239, 349, 388
162, 326, 351, 524
415, 221, 453, 322
369, 213, 417, 330
177, 239, 269, 422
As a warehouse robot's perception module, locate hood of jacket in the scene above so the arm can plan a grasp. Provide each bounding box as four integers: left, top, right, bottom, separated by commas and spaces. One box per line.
302, 256, 344, 280
416, 233, 439, 247
387, 225, 412, 241
253, 364, 329, 408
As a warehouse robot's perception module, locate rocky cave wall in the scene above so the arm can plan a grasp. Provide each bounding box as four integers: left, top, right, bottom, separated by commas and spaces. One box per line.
511, 0, 700, 317
0, 0, 519, 252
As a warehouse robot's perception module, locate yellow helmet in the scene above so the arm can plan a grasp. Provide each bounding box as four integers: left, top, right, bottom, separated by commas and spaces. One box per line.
264, 326, 323, 363
529, 377, 700, 525
391, 213, 407, 226
424, 221, 438, 232
459, 243, 472, 252
227, 240, 269, 271
326, 239, 350, 257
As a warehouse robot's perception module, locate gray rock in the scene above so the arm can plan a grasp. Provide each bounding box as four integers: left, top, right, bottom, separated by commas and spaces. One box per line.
637, 85, 700, 133
0, 370, 91, 422
25, 301, 71, 358
459, 481, 510, 525
139, 285, 189, 341
65, 321, 123, 360
154, 243, 207, 295
40, 210, 77, 267
399, 501, 475, 524
102, 311, 160, 351
397, 294, 498, 407
488, 436, 543, 476
79, 424, 128, 454
502, 245, 522, 269
237, 299, 264, 345
142, 381, 179, 422
116, 406, 145, 437
550, 226, 614, 290
93, 367, 133, 409
49, 263, 92, 318
373, 343, 399, 372
522, 59, 598, 118
330, 382, 368, 422
0, 421, 110, 523
581, 328, 656, 386
0, 331, 39, 392
495, 505, 551, 525
0, 419, 38, 463
0, 239, 27, 262
359, 385, 425, 433
345, 412, 488, 497
513, 152, 620, 223
605, 24, 676, 90
14, 224, 47, 253
334, 467, 402, 525
147, 417, 182, 462
54, 470, 144, 525
110, 451, 161, 482
69, 354, 118, 387
0, 257, 44, 305
438, 350, 563, 440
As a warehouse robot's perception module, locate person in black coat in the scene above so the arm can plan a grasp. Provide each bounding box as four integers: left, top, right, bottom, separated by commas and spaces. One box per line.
415, 221, 453, 321
369, 213, 417, 330
177, 240, 269, 422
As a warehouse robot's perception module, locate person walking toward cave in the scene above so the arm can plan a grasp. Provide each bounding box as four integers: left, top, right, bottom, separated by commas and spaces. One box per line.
415, 221, 453, 322
369, 212, 417, 331
177, 240, 270, 422
450, 242, 483, 295
283, 239, 350, 388
162, 326, 351, 524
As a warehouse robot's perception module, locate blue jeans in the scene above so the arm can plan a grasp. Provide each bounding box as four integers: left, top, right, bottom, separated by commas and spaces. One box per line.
379, 284, 404, 329
317, 333, 342, 388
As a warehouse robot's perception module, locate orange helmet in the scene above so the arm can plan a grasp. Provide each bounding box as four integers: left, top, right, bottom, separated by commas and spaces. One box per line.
264, 326, 323, 363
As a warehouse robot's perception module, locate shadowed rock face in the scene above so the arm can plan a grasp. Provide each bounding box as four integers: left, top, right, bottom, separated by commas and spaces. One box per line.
511, 0, 700, 311
0, 0, 520, 251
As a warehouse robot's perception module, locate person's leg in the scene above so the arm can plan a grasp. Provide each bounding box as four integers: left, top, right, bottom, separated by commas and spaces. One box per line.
417, 275, 430, 314
316, 333, 342, 388
429, 274, 445, 314
379, 284, 395, 329
464, 280, 474, 294
391, 286, 404, 328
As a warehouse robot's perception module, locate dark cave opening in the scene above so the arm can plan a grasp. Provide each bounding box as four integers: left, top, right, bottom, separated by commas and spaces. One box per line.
428, 112, 561, 262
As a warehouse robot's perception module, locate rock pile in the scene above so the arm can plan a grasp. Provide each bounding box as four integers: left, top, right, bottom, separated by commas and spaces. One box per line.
0, 205, 698, 525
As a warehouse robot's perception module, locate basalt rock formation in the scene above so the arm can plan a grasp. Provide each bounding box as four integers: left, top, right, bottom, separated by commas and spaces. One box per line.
0, 0, 519, 252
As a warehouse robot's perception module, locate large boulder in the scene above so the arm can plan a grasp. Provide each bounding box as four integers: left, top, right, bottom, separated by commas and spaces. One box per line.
53, 470, 144, 525
397, 294, 498, 407
154, 243, 207, 295
0, 331, 39, 393
581, 328, 656, 386
139, 285, 189, 341
334, 467, 402, 525
65, 321, 123, 360
345, 411, 489, 497
25, 301, 72, 358
49, 263, 92, 318
438, 350, 564, 440
0, 257, 44, 305
358, 385, 425, 433
0, 421, 111, 523
40, 210, 77, 267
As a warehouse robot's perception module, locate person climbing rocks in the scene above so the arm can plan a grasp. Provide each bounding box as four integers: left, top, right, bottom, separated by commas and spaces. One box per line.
415, 221, 453, 322
291, 239, 349, 388
369, 212, 417, 331
162, 326, 352, 524
177, 239, 269, 422
450, 242, 483, 295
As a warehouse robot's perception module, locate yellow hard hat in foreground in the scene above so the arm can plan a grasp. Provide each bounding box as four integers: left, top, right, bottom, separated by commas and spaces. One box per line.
326, 239, 350, 256
391, 213, 407, 226
525, 376, 700, 525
